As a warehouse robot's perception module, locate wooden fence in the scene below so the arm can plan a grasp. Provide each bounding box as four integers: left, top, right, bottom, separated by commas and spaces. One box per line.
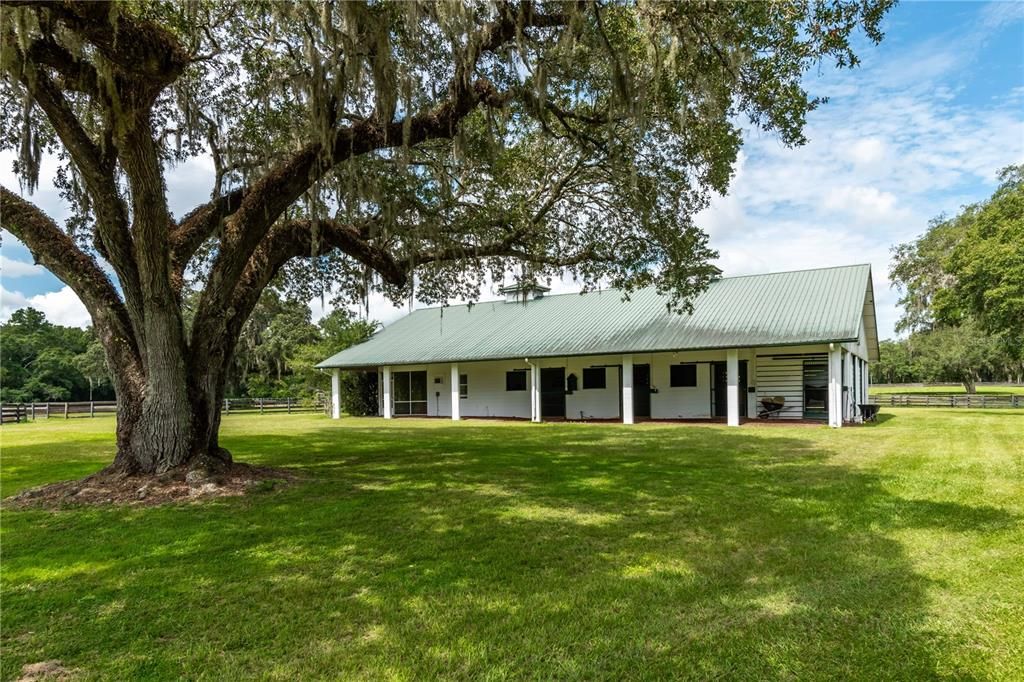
1, 401, 117, 423
1, 397, 326, 424
221, 397, 326, 414
877, 394, 1023, 408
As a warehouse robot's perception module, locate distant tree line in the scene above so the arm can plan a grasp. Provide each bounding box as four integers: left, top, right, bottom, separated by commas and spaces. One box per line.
1, 308, 114, 402
2, 292, 377, 404
872, 166, 1023, 391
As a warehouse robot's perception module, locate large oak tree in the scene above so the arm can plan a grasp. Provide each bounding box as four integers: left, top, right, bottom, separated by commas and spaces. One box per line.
1, 1, 892, 477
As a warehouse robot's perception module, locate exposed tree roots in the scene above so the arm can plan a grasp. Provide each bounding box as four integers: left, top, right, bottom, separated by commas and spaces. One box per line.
5, 461, 299, 510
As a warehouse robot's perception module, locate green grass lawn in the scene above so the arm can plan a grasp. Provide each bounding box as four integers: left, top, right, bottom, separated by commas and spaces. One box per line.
2, 410, 1022, 680
870, 384, 1024, 395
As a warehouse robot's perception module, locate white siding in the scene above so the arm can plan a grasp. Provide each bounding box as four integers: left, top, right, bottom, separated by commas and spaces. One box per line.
563, 359, 621, 419
754, 356, 806, 419
650, 357, 712, 419
456, 359, 533, 419
378, 345, 848, 421
753, 344, 833, 420
842, 320, 870, 361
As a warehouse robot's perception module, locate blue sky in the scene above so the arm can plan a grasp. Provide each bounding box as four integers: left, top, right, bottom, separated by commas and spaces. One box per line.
2, 1, 1022, 339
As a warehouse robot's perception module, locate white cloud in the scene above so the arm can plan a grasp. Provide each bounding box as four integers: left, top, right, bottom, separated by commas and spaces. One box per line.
1, 255, 43, 278
822, 186, 911, 223
693, 9, 1024, 342
165, 155, 217, 219
1, 285, 92, 328
846, 137, 887, 166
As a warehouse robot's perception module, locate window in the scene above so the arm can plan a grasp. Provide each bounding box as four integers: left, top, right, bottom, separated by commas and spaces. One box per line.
582, 367, 606, 389
506, 369, 527, 391
392, 371, 428, 415
459, 373, 468, 399
670, 364, 697, 387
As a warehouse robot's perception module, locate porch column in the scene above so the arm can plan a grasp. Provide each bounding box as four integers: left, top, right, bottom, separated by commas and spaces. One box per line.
863, 358, 870, 405
330, 369, 341, 419
726, 349, 740, 426
450, 363, 460, 420
382, 365, 393, 419
828, 347, 842, 428
855, 357, 861, 406
857, 357, 864, 416
530, 363, 541, 422
622, 354, 634, 424
844, 351, 853, 421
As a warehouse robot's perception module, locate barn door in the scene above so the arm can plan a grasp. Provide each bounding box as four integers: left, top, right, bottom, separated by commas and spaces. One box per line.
540, 368, 566, 418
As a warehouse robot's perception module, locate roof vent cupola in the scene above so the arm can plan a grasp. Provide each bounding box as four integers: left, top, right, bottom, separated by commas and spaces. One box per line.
499, 282, 551, 303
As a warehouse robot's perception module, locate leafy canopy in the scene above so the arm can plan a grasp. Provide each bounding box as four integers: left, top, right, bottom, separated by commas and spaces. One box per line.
884, 166, 1024, 391
2, 0, 895, 311
891, 165, 1024, 339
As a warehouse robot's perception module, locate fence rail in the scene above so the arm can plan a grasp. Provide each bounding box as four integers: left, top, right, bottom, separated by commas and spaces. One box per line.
222, 397, 326, 414
877, 394, 1023, 408
1, 397, 326, 424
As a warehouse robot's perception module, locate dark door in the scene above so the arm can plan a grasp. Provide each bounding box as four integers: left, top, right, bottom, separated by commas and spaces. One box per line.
712, 362, 748, 417
633, 364, 651, 418
802, 359, 828, 420
540, 367, 566, 418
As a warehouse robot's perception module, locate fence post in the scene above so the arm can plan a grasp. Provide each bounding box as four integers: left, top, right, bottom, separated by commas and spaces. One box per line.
287, 397, 292, 414
90, 401, 95, 417
259, 398, 264, 414
45, 402, 50, 418
30, 403, 35, 420
64, 402, 69, 419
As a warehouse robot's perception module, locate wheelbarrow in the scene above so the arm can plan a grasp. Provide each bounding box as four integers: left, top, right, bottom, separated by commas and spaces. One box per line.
858, 404, 880, 422
758, 396, 786, 419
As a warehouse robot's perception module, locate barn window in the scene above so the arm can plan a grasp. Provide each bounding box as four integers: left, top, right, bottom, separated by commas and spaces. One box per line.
459, 374, 468, 398
506, 370, 527, 391
670, 364, 697, 387
582, 367, 606, 389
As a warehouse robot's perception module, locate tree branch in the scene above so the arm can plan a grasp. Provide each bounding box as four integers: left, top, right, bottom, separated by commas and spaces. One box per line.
188, 2, 571, 346
1, 186, 143, 382
4, 35, 144, 329
15, 1, 190, 92
413, 240, 607, 269
171, 187, 247, 276
24, 36, 105, 102
190, 217, 404, 373
199, 0, 569, 275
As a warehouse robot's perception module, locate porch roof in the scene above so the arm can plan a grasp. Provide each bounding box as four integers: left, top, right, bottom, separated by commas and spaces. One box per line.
318, 264, 879, 368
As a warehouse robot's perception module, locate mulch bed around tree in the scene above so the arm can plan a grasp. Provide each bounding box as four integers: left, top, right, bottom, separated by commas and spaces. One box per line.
4, 463, 300, 510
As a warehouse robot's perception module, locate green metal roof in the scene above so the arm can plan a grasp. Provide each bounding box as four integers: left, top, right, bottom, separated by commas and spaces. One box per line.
318, 264, 879, 368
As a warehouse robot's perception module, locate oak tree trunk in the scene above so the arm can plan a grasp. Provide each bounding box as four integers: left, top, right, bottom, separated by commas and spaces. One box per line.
109, 382, 232, 476
107, 337, 234, 477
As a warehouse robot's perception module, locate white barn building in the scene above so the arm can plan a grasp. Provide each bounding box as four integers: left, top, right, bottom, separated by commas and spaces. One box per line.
318, 264, 879, 427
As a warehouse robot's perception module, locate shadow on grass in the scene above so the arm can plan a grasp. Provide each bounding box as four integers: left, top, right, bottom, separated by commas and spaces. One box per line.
2, 422, 1014, 679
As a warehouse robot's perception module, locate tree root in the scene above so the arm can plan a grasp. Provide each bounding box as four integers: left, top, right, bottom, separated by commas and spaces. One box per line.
5, 460, 298, 510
